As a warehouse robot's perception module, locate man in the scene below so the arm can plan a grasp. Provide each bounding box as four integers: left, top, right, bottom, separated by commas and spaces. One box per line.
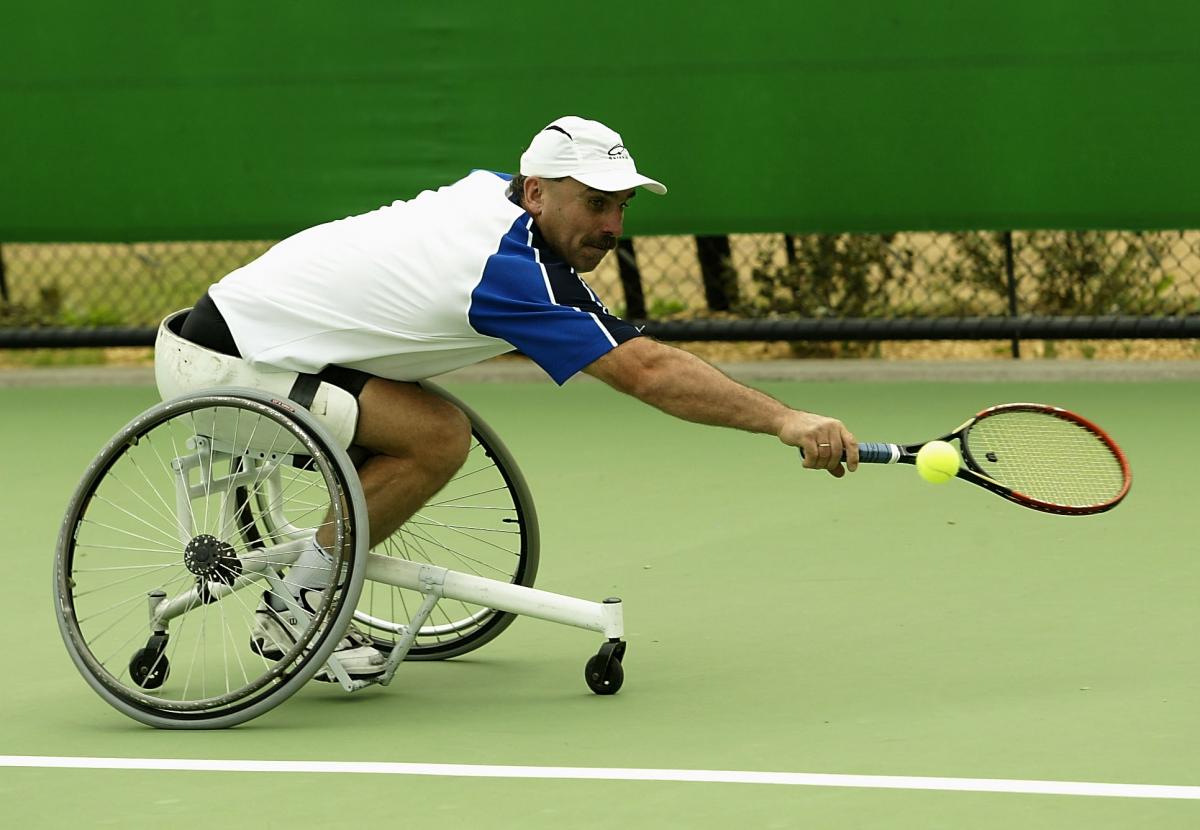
157, 115, 858, 678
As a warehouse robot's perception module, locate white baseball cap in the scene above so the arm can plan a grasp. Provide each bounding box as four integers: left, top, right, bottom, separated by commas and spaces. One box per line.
519, 116, 667, 195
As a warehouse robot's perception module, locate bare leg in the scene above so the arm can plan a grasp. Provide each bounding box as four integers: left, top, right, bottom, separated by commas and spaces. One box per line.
314, 378, 471, 550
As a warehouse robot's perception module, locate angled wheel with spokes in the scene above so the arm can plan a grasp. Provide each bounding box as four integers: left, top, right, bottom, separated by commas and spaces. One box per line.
54, 388, 369, 729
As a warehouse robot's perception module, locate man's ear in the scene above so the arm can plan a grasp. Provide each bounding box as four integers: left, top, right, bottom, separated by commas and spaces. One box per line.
523, 177, 546, 216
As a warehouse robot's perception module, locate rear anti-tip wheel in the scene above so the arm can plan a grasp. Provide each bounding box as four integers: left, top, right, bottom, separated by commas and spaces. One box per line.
584, 640, 626, 695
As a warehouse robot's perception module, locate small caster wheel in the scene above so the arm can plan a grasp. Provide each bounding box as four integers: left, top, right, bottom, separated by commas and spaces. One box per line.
130, 632, 170, 689
584, 639, 626, 695
130, 648, 169, 689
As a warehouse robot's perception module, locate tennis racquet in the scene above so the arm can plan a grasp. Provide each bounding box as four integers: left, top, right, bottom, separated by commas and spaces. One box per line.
812, 403, 1131, 516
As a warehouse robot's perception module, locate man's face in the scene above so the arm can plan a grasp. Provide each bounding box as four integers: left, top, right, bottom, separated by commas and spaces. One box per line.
524, 177, 635, 272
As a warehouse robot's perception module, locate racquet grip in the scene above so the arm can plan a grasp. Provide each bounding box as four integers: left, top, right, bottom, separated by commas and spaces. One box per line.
855, 442, 900, 463
797, 442, 900, 463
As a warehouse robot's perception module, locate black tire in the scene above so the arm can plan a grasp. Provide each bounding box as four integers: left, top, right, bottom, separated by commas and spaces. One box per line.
584, 653, 624, 695
129, 647, 169, 689
54, 388, 369, 729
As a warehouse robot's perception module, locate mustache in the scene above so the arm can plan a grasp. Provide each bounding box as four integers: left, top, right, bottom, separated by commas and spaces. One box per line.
586, 236, 618, 251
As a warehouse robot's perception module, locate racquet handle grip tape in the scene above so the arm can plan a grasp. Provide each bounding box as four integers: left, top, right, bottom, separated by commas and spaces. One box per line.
856, 442, 900, 463
798, 442, 900, 463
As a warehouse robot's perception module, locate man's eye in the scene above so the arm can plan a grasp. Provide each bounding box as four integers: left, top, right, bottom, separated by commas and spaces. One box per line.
589, 199, 604, 209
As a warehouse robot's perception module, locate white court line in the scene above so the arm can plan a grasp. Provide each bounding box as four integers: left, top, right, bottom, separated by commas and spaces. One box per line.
1, 756, 1198, 800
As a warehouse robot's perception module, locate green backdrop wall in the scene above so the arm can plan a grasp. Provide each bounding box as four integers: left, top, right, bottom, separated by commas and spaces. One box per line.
4, 1, 1199, 241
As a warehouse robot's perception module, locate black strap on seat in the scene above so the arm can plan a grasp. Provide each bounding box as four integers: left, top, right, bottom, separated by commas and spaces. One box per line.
288, 373, 321, 409
287, 374, 322, 471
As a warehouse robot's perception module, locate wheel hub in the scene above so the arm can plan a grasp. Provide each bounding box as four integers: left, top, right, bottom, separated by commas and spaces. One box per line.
183, 534, 241, 583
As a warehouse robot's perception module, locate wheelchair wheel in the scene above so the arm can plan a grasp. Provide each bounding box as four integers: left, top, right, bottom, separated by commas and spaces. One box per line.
352, 382, 540, 660
54, 388, 369, 729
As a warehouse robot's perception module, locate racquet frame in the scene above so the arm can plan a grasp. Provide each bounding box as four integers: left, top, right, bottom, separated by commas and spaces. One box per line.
845, 403, 1131, 516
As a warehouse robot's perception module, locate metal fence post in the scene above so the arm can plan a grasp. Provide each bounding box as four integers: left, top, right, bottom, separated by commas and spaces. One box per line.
1003, 231, 1020, 358
695, 235, 738, 311
615, 238, 646, 320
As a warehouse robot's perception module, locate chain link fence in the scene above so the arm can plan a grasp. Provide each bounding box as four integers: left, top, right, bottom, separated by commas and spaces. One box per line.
1, 231, 1198, 351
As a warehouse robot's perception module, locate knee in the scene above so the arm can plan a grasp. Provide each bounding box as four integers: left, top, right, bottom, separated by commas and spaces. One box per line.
423, 400, 471, 476
355, 380, 472, 475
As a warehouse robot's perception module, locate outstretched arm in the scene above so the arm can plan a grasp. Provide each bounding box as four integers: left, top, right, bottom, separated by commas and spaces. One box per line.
583, 337, 858, 476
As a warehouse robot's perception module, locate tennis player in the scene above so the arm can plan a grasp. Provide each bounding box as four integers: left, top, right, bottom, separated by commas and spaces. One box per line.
156, 115, 859, 677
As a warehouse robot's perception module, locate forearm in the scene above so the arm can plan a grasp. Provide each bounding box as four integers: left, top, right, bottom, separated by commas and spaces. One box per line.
585, 338, 858, 475
591, 341, 790, 436
644, 362, 789, 433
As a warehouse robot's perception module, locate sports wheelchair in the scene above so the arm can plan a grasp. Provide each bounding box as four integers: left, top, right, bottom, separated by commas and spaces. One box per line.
54, 383, 626, 728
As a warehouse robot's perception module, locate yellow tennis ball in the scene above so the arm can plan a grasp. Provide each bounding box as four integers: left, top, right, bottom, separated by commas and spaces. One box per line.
915, 441, 960, 484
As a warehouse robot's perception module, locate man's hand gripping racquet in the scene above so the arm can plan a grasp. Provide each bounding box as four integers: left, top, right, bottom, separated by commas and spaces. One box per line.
802, 403, 1131, 515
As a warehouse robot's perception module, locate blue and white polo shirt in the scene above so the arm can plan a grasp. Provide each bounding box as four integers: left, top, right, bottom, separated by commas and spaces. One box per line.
210, 170, 640, 384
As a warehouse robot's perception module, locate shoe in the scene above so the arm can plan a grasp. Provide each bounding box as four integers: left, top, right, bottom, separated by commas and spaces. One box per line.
250, 589, 385, 681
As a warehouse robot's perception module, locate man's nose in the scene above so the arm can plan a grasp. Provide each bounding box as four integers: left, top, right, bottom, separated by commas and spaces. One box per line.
601, 206, 623, 238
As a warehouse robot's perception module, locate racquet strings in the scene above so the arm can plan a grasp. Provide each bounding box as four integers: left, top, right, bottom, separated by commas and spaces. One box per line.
964, 410, 1127, 508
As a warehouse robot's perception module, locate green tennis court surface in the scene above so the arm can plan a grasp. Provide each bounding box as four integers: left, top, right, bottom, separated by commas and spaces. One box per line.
2, 374, 1196, 828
